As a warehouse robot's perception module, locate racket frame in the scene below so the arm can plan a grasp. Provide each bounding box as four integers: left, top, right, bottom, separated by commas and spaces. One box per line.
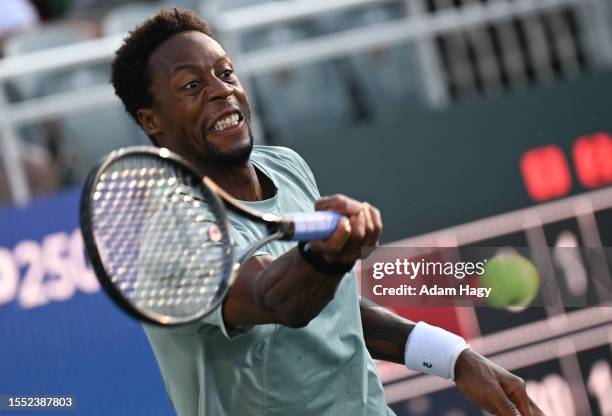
80, 146, 299, 326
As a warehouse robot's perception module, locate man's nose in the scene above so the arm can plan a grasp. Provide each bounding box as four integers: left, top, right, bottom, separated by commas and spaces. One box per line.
206, 77, 233, 101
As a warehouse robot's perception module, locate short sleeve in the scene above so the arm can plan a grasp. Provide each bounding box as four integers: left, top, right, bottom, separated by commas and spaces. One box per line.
199, 301, 252, 339
279, 147, 321, 199
142, 301, 251, 338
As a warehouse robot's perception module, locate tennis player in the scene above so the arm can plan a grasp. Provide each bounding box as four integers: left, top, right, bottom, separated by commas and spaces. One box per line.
110, 8, 544, 416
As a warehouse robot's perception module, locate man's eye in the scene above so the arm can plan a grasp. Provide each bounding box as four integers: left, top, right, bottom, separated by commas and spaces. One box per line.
222, 69, 234, 79
183, 80, 200, 90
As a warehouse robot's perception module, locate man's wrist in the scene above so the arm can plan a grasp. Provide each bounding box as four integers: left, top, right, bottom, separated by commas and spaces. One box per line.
404, 321, 470, 380
452, 347, 478, 382
297, 241, 355, 275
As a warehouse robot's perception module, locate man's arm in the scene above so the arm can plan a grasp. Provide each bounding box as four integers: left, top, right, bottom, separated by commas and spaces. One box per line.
222, 188, 546, 415
223, 248, 345, 328
359, 297, 414, 364
359, 298, 546, 416
223, 194, 371, 329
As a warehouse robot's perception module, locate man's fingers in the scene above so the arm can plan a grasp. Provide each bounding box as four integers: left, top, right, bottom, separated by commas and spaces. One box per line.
360, 203, 380, 258
325, 216, 352, 252
492, 388, 522, 416
528, 398, 545, 416
315, 194, 362, 215
312, 197, 384, 264
338, 209, 367, 263
310, 217, 352, 262
502, 377, 532, 416
371, 204, 383, 232
361, 204, 375, 243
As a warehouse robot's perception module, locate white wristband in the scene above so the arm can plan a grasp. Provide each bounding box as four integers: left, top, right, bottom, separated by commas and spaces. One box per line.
404, 321, 470, 380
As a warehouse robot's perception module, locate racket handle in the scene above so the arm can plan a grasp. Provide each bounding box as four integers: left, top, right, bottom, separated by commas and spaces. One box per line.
287, 211, 342, 241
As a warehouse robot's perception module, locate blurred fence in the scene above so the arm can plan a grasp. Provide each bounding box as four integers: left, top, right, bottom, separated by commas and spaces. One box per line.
1, 0, 611, 205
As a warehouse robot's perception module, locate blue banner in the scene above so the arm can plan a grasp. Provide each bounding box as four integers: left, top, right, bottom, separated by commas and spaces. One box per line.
0, 189, 174, 415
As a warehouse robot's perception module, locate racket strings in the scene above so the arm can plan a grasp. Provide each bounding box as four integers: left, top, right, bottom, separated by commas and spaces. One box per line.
91, 155, 233, 319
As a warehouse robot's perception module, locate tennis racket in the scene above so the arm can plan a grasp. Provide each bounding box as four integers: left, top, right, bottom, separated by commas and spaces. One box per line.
80, 146, 341, 326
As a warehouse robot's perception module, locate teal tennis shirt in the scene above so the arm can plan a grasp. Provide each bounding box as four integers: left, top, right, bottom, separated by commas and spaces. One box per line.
143, 145, 395, 416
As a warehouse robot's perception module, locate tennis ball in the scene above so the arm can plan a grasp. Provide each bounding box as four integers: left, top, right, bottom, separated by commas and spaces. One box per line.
480, 253, 540, 308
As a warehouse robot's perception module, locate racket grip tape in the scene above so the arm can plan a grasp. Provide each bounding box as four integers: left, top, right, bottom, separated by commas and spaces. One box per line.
286, 211, 342, 241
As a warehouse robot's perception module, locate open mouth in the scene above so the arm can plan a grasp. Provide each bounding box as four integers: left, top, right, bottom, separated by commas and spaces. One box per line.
209, 111, 245, 133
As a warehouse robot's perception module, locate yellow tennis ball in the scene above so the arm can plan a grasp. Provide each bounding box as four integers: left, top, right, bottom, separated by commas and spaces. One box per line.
480, 253, 540, 308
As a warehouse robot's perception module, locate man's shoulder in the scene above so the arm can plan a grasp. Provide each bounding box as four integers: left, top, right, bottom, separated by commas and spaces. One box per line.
252, 145, 319, 196
252, 145, 307, 167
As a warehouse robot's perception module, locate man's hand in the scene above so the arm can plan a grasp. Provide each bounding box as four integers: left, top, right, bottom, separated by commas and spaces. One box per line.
454, 349, 546, 416
310, 194, 382, 265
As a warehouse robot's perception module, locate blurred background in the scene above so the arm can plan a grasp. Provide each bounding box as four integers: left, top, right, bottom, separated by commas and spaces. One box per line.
1, 0, 612, 415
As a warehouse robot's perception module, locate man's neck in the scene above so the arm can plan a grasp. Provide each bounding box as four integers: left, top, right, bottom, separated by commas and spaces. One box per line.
202, 162, 275, 202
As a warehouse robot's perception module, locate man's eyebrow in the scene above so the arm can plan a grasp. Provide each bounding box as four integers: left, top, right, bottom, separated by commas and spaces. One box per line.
217, 55, 232, 65
170, 56, 232, 75
170, 63, 201, 74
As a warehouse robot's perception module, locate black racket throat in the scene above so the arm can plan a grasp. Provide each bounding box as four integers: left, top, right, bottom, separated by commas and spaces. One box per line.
202, 176, 296, 240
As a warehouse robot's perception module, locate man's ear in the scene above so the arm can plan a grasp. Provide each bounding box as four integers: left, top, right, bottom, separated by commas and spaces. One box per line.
137, 108, 162, 136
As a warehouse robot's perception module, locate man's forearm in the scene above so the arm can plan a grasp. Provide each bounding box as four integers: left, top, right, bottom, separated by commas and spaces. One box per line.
359, 298, 415, 365
223, 248, 345, 329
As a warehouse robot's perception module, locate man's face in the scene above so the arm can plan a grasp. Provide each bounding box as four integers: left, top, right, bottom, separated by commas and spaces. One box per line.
139, 31, 253, 165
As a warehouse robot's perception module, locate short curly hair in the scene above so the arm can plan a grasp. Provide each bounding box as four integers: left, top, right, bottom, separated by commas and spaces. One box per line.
110, 8, 212, 136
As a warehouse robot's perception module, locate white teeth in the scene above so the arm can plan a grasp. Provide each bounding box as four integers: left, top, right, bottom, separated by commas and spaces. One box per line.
213, 113, 240, 131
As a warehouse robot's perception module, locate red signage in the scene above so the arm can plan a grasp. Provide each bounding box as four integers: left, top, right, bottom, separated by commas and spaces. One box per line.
573, 132, 612, 189
520, 145, 572, 202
